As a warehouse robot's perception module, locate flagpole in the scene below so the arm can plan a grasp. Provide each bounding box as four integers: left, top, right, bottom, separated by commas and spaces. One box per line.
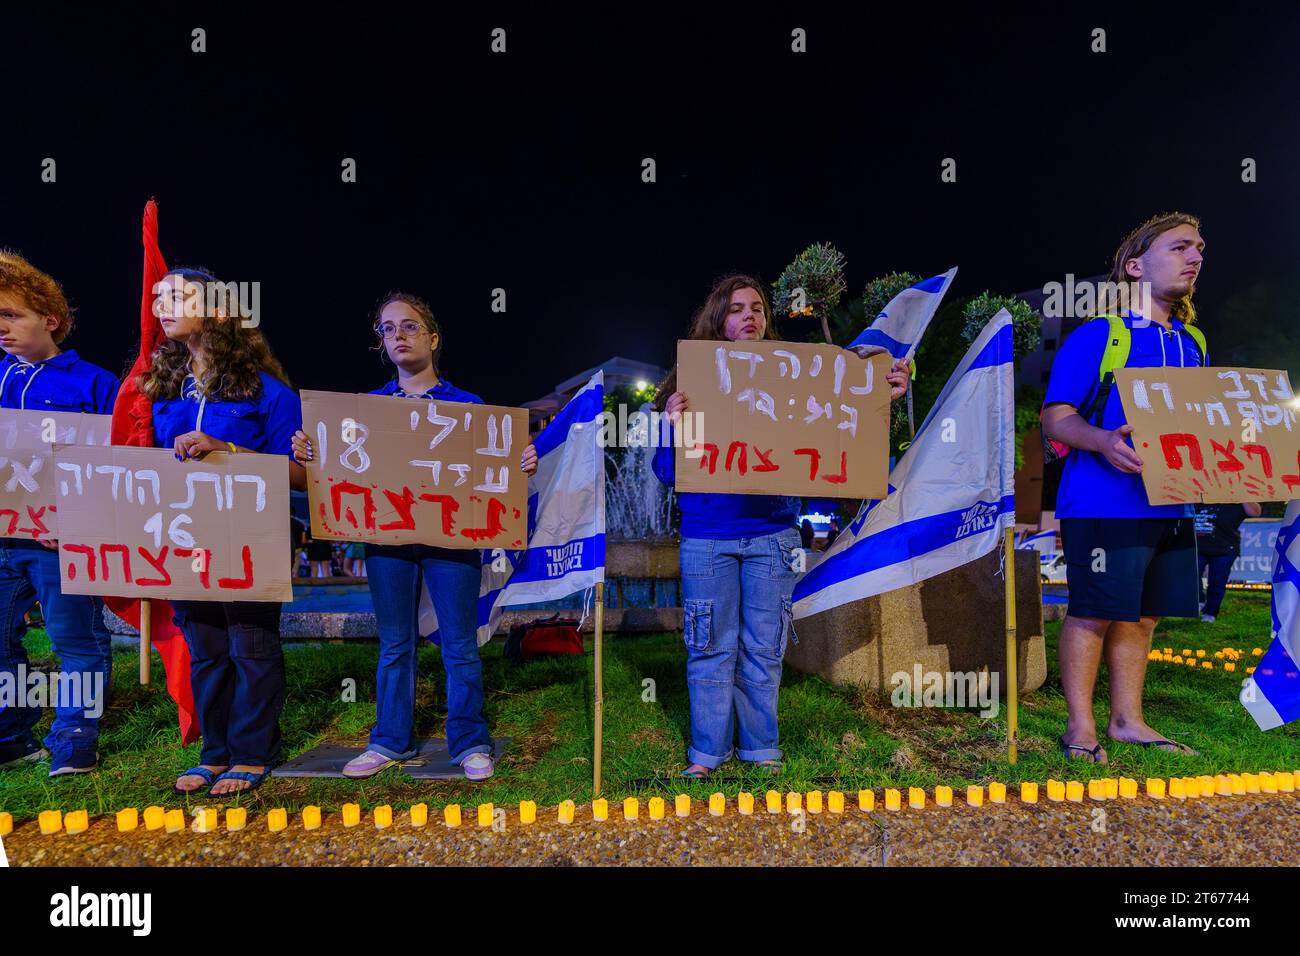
139, 598, 152, 686
593, 581, 605, 797
906, 380, 916, 440
1004, 526, 1017, 764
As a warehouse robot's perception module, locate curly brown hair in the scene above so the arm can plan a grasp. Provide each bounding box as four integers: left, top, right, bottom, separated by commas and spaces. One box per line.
653, 274, 779, 411
136, 268, 292, 401
0, 250, 75, 344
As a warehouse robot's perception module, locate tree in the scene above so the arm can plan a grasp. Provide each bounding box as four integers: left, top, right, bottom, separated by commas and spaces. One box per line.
771, 242, 847, 344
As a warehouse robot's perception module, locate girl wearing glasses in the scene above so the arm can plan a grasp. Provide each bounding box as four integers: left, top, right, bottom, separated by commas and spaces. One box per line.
291, 292, 537, 781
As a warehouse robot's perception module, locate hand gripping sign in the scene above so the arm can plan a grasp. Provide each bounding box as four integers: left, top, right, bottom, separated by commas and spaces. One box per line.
674, 340, 891, 499
51, 445, 292, 601
301, 390, 528, 549
1115, 366, 1300, 505
0, 410, 111, 541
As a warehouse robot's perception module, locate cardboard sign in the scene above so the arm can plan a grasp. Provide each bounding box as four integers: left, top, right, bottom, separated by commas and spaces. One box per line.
0, 410, 112, 540
1115, 366, 1300, 505
52, 445, 292, 601
301, 390, 528, 549
674, 340, 891, 499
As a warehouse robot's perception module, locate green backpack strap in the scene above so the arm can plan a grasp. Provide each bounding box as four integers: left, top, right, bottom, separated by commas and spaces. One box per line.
1184, 323, 1207, 363
1080, 314, 1130, 427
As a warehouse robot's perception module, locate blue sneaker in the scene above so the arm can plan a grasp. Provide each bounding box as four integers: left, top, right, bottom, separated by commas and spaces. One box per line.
0, 737, 47, 770
48, 731, 98, 777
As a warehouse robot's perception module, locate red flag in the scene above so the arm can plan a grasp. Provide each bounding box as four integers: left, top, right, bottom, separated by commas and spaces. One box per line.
101, 199, 200, 744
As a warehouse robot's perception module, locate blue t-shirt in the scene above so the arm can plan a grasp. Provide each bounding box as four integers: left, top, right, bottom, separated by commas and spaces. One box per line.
1045, 314, 1205, 519
0, 350, 119, 414
370, 376, 483, 405
152, 371, 302, 456
652, 425, 801, 540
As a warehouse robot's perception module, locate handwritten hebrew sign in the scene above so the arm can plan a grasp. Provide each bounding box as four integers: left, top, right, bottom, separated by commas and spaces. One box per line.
0, 410, 112, 540
52, 445, 292, 601
1115, 366, 1300, 505
674, 340, 890, 499
301, 390, 528, 549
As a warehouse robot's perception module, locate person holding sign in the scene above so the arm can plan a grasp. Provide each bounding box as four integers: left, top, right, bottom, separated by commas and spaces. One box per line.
0, 252, 118, 776
291, 292, 537, 781
652, 275, 910, 779
147, 268, 307, 797
1041, 213, 1208, 763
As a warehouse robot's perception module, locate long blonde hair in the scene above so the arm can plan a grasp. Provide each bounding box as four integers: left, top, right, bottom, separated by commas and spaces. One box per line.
1106, 211, 1202, 325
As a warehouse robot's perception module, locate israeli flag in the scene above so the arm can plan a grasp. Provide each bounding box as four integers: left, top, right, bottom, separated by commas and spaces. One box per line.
848, 267, 957, 362
793, 309, 1015, 619
1240, 501, 1300, 730
471, 372, 606, 644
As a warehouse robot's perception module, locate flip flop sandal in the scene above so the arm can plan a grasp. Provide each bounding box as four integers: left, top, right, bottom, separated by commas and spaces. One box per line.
173, 766, 220, 795
680, 766, 711, 779
755, 759, 784, 775
1134, 738, 1199, 756
1058, 736, 1107, 763
210, 767, 272, 796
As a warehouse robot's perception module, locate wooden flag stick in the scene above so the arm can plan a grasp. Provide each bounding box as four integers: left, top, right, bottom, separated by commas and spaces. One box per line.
593, 581, 605, 798
1004, 527, 1018, 764
139, 598, 152, 686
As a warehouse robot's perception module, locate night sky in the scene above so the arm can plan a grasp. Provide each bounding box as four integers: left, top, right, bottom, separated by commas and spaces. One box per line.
3, 4, 1298, 405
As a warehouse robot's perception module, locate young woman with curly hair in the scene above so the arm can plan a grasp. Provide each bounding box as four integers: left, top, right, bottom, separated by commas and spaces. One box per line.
153, 268, 308, 797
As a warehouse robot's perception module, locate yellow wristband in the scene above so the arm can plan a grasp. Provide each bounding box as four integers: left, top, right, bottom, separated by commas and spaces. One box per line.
226, 442, 237, 454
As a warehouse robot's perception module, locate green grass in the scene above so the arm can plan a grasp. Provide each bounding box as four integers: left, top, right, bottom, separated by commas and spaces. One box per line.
1, 591, 1295, 820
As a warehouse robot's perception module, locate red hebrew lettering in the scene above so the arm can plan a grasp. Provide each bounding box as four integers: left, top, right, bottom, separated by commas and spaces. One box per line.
330, 481, 377, 531
794, 447, 821, 481
1160, 433, 1203, 471
20, 506, 51, 538
725, 441, 748, 475
174, 548, 212, 588
694, 443, 720, 475
0, 510, 19, 536
1209, 439, 1243, 473
217, 545, 255, 590
821, 451, 848, 484
62, 543, 97, 582
1283, 451, 1300, 492
461, 498, 507, 543
378, 487, 418, 532
99, 544, 133, 584
136, 546, 172, 587
418, 493, 460, 536
1243, 444, 1273, 478
751, 447, 778, 473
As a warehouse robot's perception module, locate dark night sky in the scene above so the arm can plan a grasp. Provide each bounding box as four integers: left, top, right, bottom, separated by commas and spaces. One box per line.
3, 4, 1298, 405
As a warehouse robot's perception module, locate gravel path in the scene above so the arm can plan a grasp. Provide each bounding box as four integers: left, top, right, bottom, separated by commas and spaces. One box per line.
7, 792, 1299, 866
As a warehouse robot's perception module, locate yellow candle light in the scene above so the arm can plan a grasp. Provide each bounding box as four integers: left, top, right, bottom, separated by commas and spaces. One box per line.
115, 808, 138, 832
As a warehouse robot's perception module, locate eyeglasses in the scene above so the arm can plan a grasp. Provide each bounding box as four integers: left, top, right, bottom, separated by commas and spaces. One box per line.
374, 320, 428, 339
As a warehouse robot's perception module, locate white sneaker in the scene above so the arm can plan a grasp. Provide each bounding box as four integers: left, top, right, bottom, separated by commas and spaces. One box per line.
1200, 614, 1216, 623
461, 752, 494, 781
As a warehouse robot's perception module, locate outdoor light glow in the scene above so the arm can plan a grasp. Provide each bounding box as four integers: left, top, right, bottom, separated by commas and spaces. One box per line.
636, 380, 648, 390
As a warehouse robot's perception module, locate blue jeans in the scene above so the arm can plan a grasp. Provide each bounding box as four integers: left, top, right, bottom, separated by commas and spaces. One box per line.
1197, 551, 1236, 617
364, 545, 491, 764
172, 600, 284, 767
679, 528, 800, 769
0, 541, 112, 749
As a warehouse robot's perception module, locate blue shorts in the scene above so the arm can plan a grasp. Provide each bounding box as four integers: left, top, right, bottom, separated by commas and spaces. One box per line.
1060, 517, 1199, 622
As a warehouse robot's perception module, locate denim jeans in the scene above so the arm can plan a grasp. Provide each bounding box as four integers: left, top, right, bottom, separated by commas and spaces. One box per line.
679, 527, 801, 769
172, 600, 284, 767
1197, 552, 1236, 617
0, 541, 113, 749
364, 544, 491, 764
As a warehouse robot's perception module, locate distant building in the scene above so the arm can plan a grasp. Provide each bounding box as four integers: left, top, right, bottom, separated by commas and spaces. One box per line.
1014, 274, 1107, 391
523, 355, 668, 434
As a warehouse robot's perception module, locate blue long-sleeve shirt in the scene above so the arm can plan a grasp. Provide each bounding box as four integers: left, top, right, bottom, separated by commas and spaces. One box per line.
652, 425, 801, 540
0, 350, 118, 414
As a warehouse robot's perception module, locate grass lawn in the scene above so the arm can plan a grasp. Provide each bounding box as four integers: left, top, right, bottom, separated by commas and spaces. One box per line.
1, 590, 1295, 820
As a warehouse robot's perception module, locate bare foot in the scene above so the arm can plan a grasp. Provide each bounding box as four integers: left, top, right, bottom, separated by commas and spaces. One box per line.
210, 764, 267, 795
1060, 736, 1108, 763
1109, 722, 1198, 755
175, 764, 227, 792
